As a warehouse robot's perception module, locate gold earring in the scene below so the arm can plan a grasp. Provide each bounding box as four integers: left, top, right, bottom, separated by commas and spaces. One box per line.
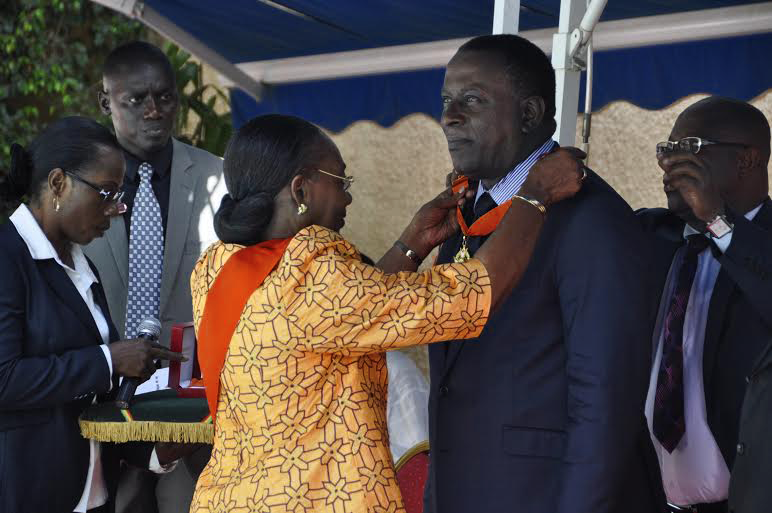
53, 196, 60, 212
297, 203, 308, 215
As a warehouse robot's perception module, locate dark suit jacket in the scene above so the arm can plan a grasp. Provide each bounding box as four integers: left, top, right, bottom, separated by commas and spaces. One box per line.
0, 221, 153, 513
729, 340, 772, 513
638, 198, 772, 473
424, 170, 666, 513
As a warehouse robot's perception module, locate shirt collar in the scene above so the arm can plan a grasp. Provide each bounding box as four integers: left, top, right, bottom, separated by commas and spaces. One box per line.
9, 204, 97, 281
476, 139, 557, 206
123, 138, 173, 183
682, 202, 764, 239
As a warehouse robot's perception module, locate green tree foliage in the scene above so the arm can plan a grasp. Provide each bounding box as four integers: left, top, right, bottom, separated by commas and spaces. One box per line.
0, 2, 234, 221
166, 43, 233, 157
0, 0, 145, 217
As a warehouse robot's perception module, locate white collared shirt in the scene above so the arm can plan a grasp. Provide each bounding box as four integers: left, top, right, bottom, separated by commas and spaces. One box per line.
9, 204, 112, 512
474, 139, 556, 206
645, 203, 763, 506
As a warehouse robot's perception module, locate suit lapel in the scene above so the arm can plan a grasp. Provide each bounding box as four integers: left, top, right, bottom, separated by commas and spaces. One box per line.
104, 215, 128, 288
703, 198, 772, 387
37, 260, 102, 344
441, 199, 478, 376
90, 279, 120, 343
160, 139, 199, 313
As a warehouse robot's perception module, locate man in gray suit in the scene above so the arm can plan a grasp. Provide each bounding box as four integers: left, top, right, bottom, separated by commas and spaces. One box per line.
84, 41, 225, 513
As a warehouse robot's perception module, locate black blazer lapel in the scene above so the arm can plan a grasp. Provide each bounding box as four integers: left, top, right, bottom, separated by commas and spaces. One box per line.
703, 198, 772, 388
702, 270, 734, 390
37, 259, 102, 345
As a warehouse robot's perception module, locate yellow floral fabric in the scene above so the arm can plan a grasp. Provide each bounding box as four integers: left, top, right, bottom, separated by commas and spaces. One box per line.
189, 225, 491, 513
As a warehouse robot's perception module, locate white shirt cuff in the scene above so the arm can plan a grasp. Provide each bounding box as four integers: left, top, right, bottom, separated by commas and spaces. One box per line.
149, 447, 179, 474
99, 344, 113, 392
712, 231, 733, 253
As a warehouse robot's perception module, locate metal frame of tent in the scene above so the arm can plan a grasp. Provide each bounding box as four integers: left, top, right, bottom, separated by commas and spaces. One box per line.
91, 0, 772, 147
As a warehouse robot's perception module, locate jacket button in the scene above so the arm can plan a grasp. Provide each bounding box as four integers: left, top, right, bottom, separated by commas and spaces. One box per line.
439, 385, 449, 396
737, 442, 746, 455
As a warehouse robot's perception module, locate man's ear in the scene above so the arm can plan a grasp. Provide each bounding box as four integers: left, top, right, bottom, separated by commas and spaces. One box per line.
98, 90, 111, 116
520, 96, 546, 134
737, 147, 763, 179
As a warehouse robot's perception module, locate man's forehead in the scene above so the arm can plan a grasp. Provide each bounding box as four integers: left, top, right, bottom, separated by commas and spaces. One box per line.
671, 109, 736, 142
103, 62, 174, 92
444, 51, 510, 87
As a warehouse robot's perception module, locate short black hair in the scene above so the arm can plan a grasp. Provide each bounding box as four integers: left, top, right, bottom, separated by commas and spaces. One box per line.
103, 41, 174, 83
214, 114, 331, 246
0, 116, 120, 204
458, 34, 556, 122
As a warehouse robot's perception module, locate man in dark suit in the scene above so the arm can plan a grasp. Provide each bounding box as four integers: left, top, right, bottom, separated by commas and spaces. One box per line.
639, 97, 771, 513
424, 34, 662, 513
83, 41, 224, 513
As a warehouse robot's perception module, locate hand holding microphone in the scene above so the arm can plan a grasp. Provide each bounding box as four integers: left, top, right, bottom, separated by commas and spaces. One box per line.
109, 317, 187, 409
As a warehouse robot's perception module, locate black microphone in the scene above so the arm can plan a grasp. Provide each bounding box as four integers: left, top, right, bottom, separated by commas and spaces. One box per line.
116, 317, 162, 410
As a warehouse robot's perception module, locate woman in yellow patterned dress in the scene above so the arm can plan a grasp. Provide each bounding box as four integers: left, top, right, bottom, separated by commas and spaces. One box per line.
189, 114, 584, 513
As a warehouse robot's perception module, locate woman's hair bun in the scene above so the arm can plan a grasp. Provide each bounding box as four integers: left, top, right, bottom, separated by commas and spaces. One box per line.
1, 143, 33, 202
214, 191, 275, 246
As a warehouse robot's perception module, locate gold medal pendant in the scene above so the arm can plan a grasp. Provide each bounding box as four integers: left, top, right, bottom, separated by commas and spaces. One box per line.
454, 235, 471, 263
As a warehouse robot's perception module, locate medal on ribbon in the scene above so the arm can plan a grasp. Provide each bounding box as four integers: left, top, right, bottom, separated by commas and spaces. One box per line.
451, 176, 514, 263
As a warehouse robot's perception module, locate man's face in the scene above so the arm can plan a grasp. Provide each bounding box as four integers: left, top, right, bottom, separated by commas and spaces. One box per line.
660, 110, 742, 223
101, 62, 178, 160
441, 50, 524, 182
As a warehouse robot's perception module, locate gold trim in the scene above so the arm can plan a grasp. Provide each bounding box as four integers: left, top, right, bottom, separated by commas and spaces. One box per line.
79, 419, 213, 444
394, 440, 430, 472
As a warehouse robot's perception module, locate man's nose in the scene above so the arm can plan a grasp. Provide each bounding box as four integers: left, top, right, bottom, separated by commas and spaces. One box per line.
441, 100, 465, 127
144, 96, 162, 119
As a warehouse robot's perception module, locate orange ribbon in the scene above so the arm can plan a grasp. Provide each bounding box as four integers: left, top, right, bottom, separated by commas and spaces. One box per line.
197, 238, 292, 421
451, 176, 512, 237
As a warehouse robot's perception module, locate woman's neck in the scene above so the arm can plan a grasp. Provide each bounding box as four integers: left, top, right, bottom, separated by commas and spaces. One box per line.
28, 202, 73, 267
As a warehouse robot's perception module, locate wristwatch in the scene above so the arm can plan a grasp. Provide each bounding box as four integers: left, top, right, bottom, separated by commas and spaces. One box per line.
706, 213, 734, 239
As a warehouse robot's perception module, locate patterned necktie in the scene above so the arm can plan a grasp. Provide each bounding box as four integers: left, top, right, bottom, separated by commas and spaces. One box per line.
653, 234, 710, 452
125, 162, 164, 337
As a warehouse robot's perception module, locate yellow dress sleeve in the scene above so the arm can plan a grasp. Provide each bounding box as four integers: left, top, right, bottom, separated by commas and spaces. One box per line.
275, 225, 492, 355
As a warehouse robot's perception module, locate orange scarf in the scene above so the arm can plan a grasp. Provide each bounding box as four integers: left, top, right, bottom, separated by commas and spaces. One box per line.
197, 238, 292, 421
451, 176, 513, 262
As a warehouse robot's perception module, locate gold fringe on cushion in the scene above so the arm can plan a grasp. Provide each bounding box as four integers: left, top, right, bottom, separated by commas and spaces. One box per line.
394, 440, 430, 472
79, 419, 213, 444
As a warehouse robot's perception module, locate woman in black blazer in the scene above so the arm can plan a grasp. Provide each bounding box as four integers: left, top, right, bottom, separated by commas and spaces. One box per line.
0, 117, 184, 513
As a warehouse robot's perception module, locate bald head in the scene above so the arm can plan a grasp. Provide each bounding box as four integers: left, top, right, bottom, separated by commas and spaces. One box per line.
678, 96, 770, 167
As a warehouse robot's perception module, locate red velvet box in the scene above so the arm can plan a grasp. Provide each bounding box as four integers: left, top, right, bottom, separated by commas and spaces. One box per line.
168, 323, 206, 398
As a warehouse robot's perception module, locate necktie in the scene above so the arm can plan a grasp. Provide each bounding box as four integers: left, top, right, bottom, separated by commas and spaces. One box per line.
125, 162, 164, 337
474, 191, 498, 220
653, 234, 711, 452
466, 192, 498, 254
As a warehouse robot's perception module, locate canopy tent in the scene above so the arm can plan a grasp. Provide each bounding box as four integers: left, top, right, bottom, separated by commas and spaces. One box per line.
93, 0, 772, 137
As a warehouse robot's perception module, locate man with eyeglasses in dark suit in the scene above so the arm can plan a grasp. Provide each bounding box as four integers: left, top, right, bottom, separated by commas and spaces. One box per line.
637, 96, 772, 513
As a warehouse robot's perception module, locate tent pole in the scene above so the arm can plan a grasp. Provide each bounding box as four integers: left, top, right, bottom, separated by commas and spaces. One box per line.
492, 0, 520, 35
551, 0, 585, 146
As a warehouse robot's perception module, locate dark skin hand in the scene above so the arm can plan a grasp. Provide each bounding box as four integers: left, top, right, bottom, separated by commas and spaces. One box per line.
659, 151, 725, 227
109, 340, 187, 382
376, 187, 475, 273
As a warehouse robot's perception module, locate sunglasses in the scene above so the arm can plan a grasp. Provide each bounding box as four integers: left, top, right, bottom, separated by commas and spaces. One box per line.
656, 137, 748, 156
64, 171, 125, 203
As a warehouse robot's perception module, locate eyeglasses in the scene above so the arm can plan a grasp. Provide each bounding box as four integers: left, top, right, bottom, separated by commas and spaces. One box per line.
64, 171, 125, 203
656, 137, 748, 156
316, 168, 354, 192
